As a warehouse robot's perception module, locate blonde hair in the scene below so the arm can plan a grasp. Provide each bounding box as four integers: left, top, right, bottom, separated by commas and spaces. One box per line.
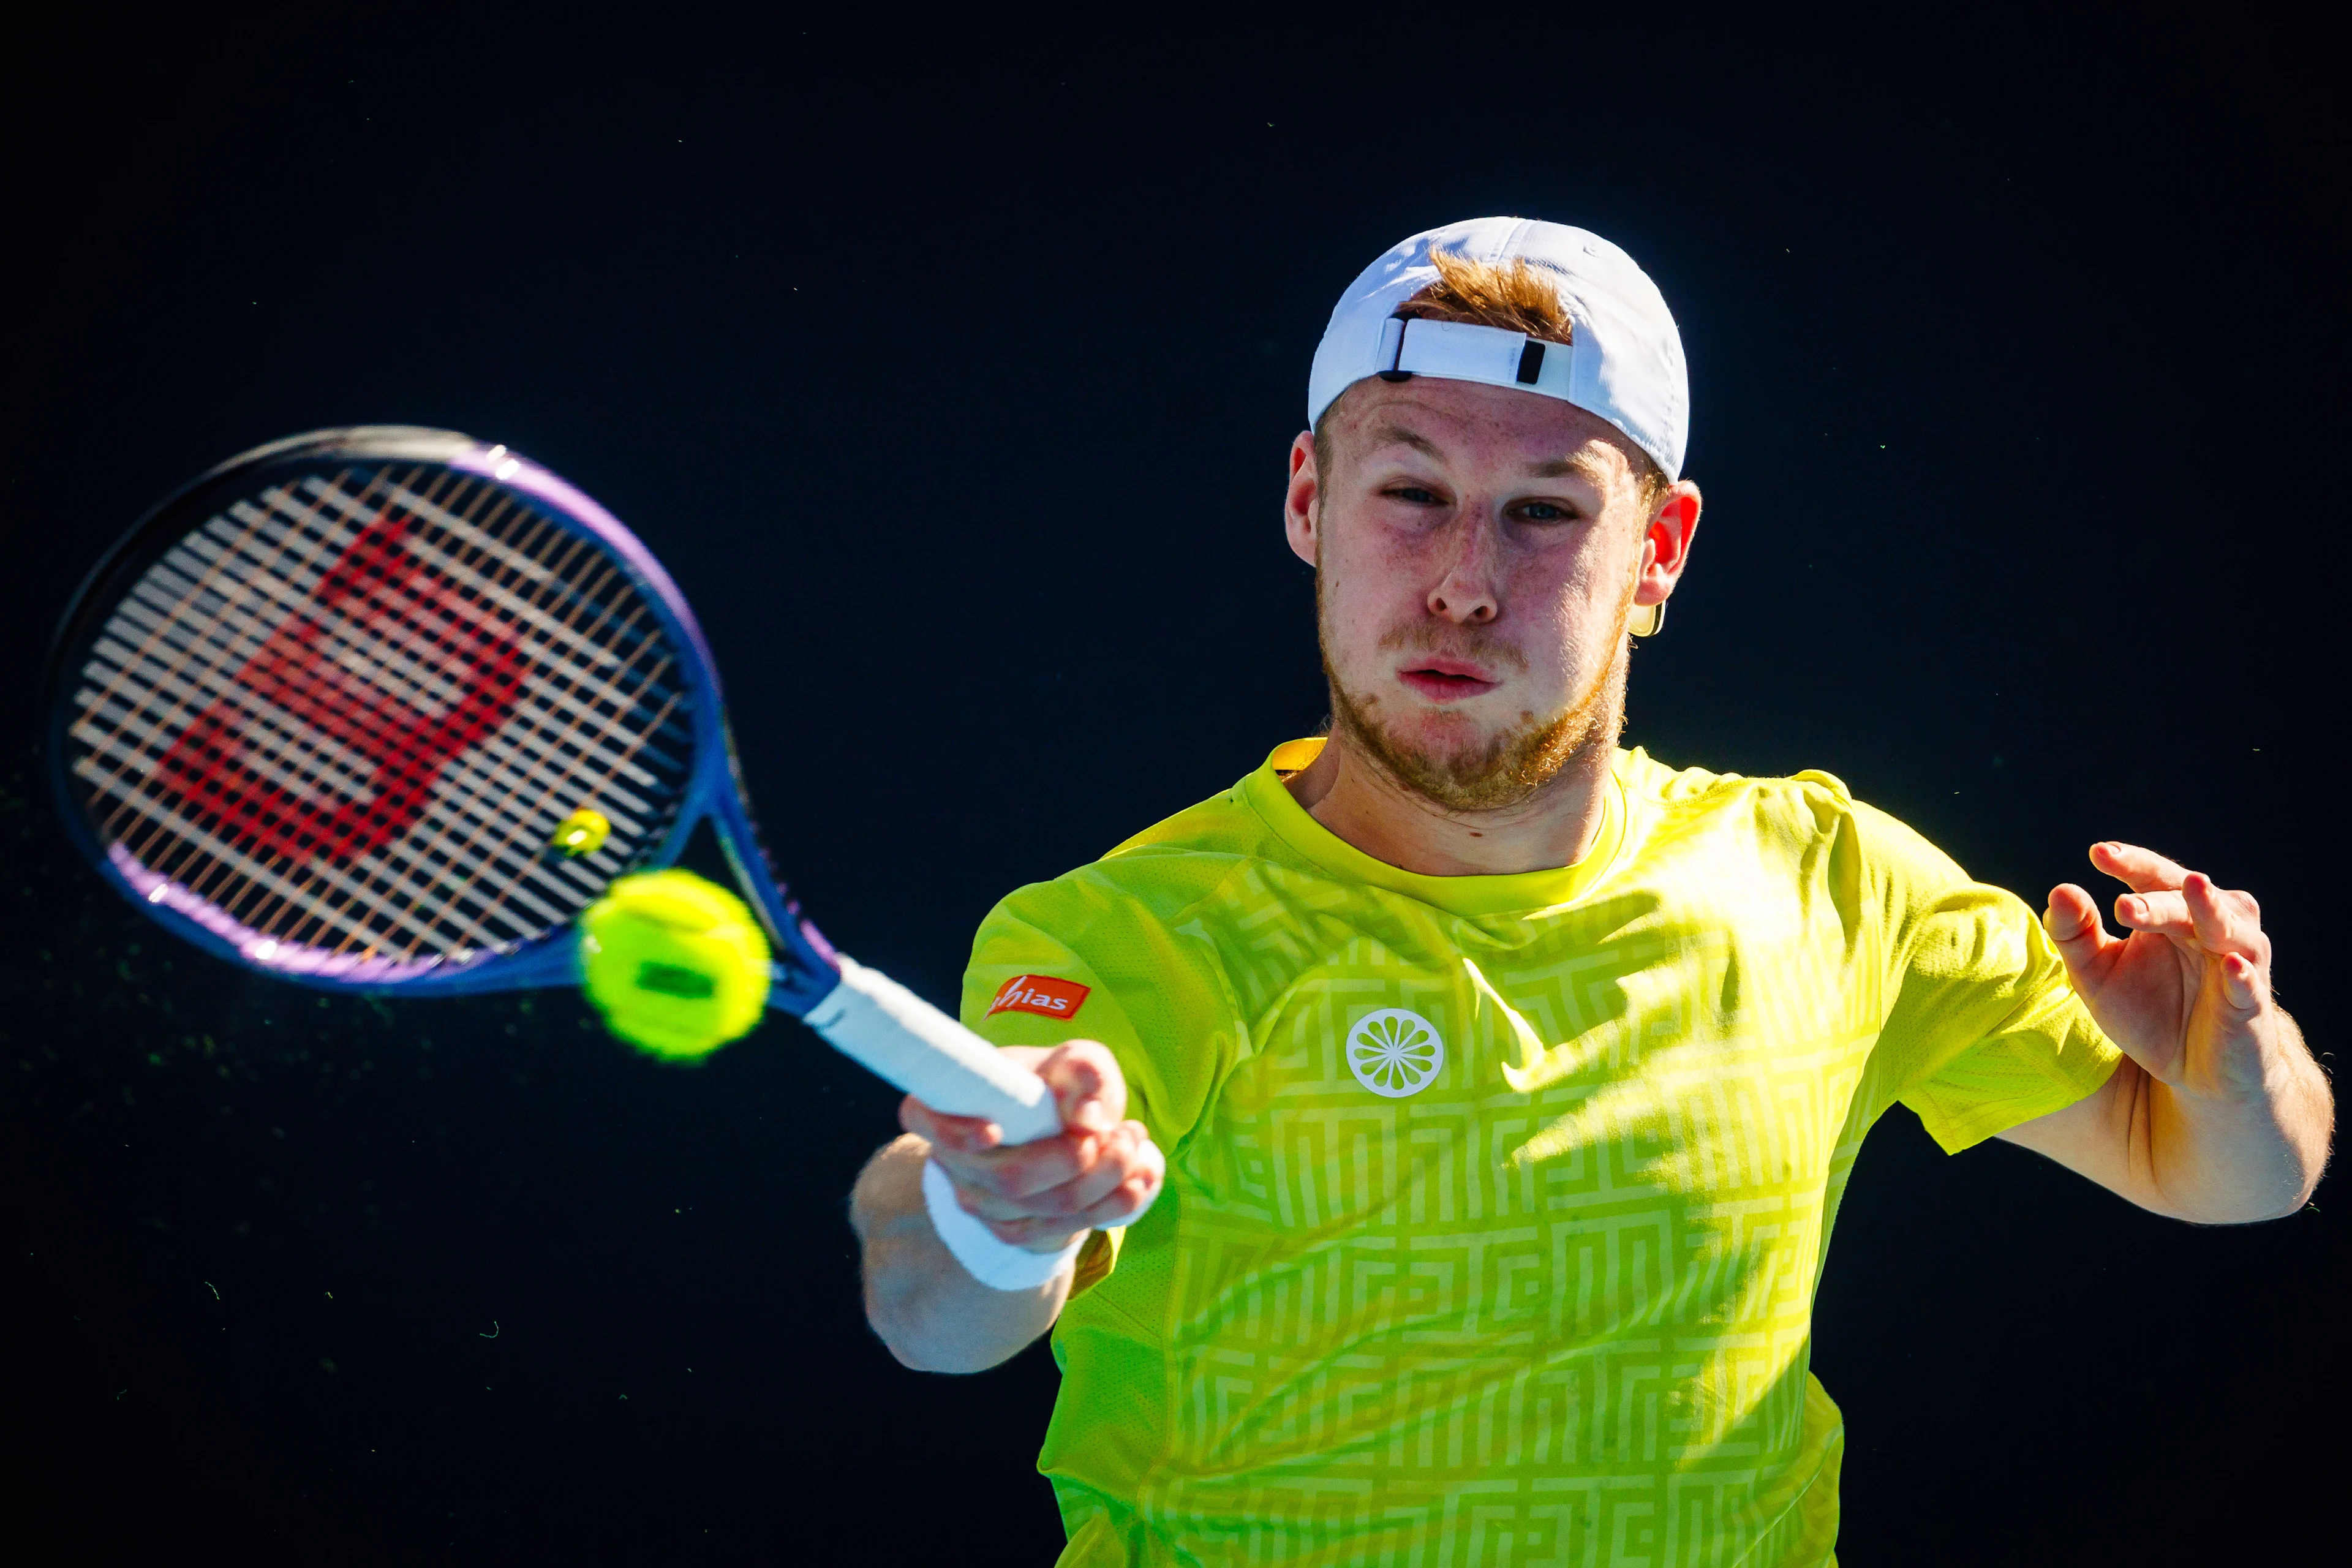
1317, 248, 1668, 506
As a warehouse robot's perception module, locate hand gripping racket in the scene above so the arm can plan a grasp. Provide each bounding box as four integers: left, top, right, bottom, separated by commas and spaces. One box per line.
42, 426, 1058, 1143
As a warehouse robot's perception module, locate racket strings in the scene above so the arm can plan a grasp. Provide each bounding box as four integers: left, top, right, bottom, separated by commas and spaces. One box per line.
263, 473, 692, 956
89, 466, 511, 954
69, 461, 696, 969
90, 472, 430, 931
87, 469, 395, 835
295, 483, 687, 957
109, 465, 687, 959
165, 483, 526, 862
195, 473, 542, 948
123, 467, 493, 945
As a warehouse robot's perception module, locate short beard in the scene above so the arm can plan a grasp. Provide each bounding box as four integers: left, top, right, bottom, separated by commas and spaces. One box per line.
1319, 578, 1631, 814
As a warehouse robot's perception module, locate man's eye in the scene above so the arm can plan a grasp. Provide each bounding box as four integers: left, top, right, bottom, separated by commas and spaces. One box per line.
1516, 501, 1575, 522
1385, 486, 1442, 505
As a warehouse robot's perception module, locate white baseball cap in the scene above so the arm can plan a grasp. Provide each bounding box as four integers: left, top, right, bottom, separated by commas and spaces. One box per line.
1307, 217, 1690, 480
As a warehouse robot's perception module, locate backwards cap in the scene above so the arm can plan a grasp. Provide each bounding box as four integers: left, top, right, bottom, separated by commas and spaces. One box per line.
1307, 217, 1689, 480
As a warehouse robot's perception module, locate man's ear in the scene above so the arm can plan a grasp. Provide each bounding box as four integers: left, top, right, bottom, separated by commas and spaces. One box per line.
1635, 480, 1702, 607
1284, 431, 1319, 567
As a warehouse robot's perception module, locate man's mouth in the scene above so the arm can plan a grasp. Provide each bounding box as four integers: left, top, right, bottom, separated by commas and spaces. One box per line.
1396, 658, 1501, 703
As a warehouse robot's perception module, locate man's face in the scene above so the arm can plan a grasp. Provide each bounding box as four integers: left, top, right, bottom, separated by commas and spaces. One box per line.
1286, 376, 1695, 812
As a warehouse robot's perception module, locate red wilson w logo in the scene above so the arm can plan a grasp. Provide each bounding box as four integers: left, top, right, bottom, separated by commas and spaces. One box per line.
153, 510, 524, 864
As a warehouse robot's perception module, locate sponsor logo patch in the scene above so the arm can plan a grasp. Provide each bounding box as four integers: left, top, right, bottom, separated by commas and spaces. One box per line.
988, 973, 1091, 1020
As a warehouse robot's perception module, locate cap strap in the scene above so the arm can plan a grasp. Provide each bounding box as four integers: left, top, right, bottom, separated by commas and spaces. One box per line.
1374, 317, 1577, 401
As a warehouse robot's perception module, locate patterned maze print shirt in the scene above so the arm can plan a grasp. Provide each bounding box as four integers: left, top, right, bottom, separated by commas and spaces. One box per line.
962, 741, 2119, 1568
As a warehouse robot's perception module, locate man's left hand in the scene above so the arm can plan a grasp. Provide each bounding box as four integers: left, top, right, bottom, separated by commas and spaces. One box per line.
2043, 841, 2279, 1102
2010, 839, 2329, 1224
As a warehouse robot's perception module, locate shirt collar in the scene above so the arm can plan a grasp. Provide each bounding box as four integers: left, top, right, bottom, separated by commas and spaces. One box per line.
1242, 737, 1626, 917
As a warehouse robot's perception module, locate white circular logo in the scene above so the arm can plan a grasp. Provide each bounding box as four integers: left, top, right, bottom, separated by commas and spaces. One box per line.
1346, 1008, 1446, 1098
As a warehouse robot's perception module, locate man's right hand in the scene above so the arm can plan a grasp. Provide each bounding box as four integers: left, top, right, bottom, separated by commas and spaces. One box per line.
853, 1041, 1164, 1373
900, 1040, 1165, 1253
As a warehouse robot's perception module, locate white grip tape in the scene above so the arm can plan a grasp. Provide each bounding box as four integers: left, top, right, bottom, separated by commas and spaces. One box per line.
921, 1158, 1085, 1291
804, 956, 1061, 1145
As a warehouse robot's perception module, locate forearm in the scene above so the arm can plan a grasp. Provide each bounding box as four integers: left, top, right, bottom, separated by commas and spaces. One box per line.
848, 1134, 1069, 1373
2142, 1012, 2332, 1223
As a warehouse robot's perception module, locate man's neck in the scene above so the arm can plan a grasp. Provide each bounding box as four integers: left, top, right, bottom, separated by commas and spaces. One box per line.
1283, 729, 1615, 878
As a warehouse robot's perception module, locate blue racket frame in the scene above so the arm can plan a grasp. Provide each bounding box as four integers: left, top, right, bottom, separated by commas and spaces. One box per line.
47, 428, 845, 1015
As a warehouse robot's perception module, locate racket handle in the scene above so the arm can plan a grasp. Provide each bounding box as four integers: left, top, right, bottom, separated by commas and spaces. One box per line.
802, 956, 1061, 1145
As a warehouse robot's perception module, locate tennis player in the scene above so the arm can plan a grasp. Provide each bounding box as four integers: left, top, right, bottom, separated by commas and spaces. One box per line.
849, 218, 2332, 1566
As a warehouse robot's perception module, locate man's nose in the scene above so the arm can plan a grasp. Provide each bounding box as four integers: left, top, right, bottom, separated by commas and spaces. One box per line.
1426, 515, 1500, 625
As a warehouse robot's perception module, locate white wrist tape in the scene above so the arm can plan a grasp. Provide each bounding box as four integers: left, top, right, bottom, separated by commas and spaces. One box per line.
921, 1158, 1086, 1292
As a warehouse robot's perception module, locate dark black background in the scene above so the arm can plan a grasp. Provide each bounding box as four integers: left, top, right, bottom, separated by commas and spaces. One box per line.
2, 6, 2343, 1562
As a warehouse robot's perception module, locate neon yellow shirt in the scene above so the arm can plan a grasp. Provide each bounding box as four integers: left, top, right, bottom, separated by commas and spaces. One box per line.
961, 741, 2119, 1568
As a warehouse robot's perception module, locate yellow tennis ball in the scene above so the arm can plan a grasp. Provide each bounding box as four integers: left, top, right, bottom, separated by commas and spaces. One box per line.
578, 870, 771, 1061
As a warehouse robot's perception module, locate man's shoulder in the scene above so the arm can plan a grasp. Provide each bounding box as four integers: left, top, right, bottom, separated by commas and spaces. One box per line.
986, 775, 1280, 937
1619, 745, 1863, 832
1618, 747, 1966, 889
1103, 778, 1272, 863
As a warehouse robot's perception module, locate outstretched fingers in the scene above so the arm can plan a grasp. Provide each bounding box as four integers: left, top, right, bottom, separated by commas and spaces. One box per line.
2044, 882, 2116, 971
2184, 872, 2264, 957
2091, 840, 2192, 894
2112, 873, 2267, 960
2187, 876, 2272, 1016
2218, 951, 2268, 1014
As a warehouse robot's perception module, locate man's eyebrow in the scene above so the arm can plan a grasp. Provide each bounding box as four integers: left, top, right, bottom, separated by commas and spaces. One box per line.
1526, 452, 1609, 480
1365, 424, 1608, 483
1366, 423, 1443, 459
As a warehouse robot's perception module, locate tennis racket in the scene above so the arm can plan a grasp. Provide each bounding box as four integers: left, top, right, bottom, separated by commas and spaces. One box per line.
42, 426, 1059, 1144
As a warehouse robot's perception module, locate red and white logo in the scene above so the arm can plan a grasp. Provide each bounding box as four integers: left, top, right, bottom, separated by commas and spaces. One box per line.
988, 974, 1090, 1020
152, 510, 522, 864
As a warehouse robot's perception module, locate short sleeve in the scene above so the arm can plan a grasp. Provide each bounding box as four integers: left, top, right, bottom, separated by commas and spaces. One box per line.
960, 864, 1249, 1298
959, 908, 1150, 1118
960, 870, 1245, 1154
1854, 801, 2124, 1152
